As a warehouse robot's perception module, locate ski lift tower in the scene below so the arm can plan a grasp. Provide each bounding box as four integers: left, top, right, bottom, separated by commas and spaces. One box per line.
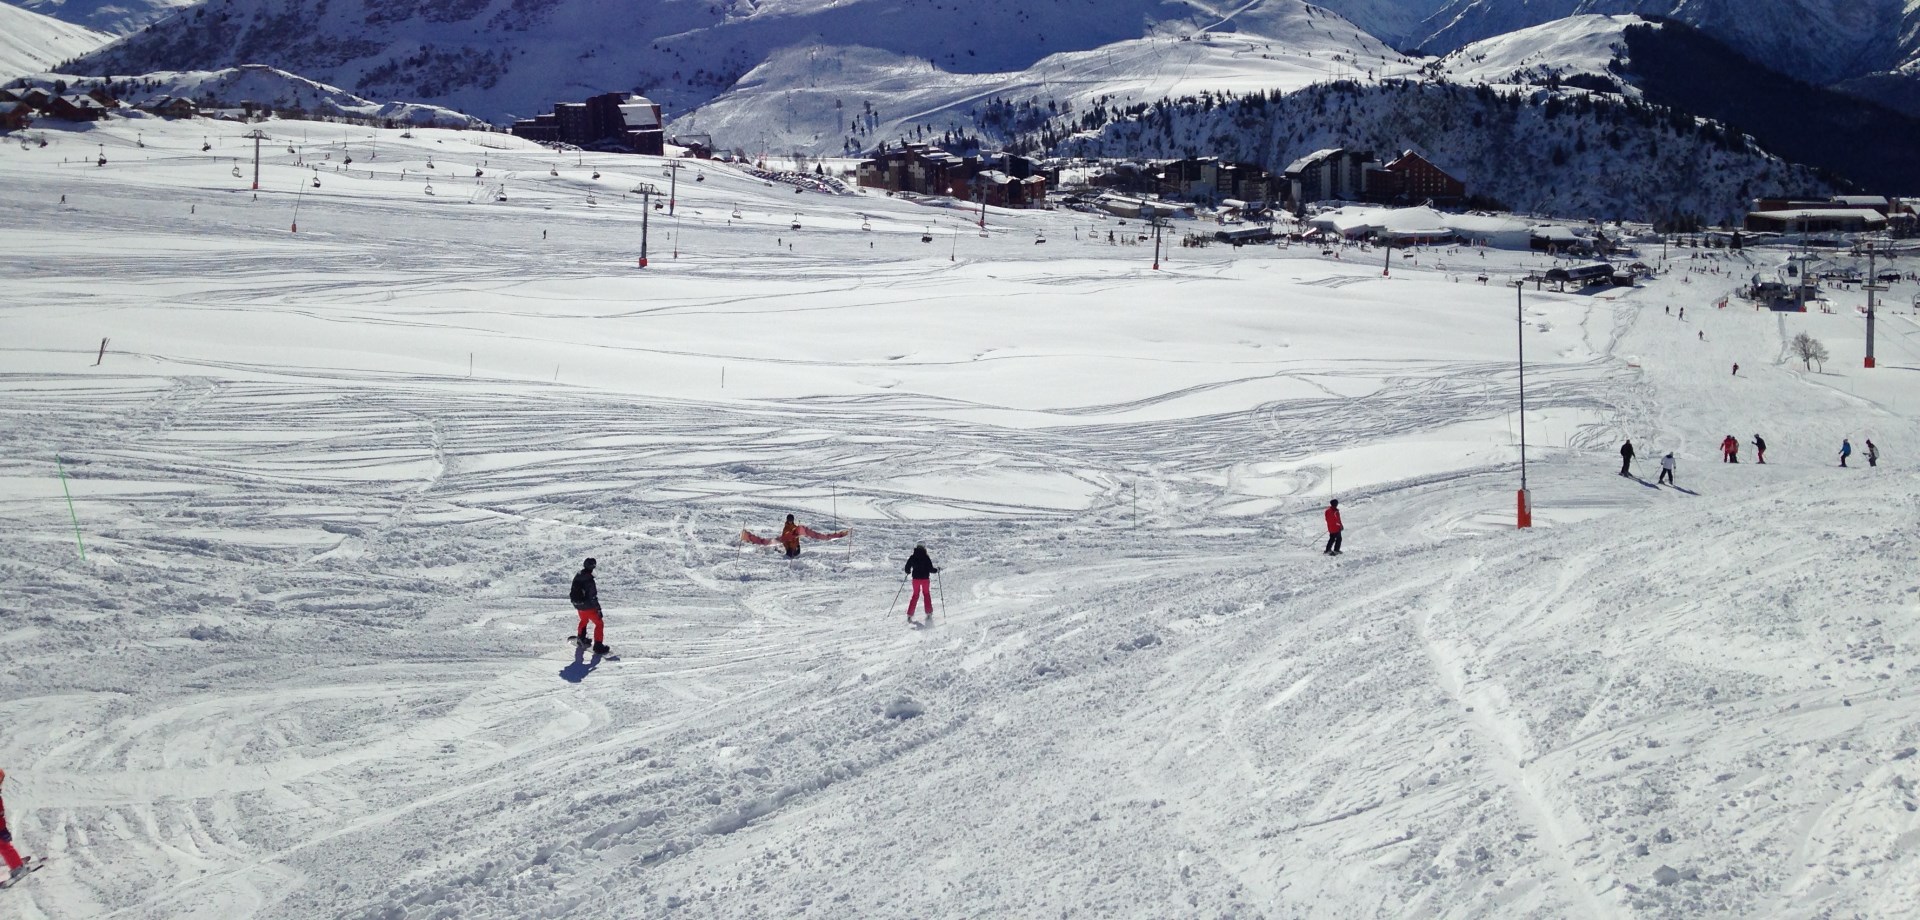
1864, 241, 1885, 367
633, 182, 659, 268
243, 128, 269, 190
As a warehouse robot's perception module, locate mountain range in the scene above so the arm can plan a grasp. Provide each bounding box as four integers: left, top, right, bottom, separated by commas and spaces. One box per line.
6, 0, 1916, 215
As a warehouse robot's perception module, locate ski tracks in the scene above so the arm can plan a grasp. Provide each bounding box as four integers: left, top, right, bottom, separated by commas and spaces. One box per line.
1415, 555, 1612, 918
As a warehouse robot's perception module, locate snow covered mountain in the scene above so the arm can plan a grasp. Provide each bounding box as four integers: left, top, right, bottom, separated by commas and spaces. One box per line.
1045, 79, 1837, 222
1427, 16, 1920, 196
2, 0, 196, 36
69, 0, 1399, 125
21, 64, 489, 127
1430, 14, 1649, 91
1414, 0, 1920, 87
0, 1, 109, 78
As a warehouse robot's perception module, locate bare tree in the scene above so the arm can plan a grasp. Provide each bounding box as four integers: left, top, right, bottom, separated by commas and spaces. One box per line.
1791, 331, 1829, 371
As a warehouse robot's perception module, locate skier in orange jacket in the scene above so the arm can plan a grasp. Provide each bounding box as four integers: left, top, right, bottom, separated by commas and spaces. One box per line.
1323, 499, 1344, 556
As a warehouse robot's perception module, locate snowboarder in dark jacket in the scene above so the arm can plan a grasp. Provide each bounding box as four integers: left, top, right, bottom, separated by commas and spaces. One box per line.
1753, 434, 1766, 464
0, 769, 28, 883
1867, 439, 1879, 467
903, 543, 939, 623
1619, 439, 1635, 476
570, 558, 608, 655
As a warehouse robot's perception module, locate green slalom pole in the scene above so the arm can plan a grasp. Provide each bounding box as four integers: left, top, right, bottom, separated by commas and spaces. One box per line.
57, 456, 85, 562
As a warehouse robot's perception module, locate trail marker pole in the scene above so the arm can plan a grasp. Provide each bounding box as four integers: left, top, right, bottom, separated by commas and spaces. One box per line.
1514, 280, 1532, 528
57, 457, 85, 561
93, 337, 107, 366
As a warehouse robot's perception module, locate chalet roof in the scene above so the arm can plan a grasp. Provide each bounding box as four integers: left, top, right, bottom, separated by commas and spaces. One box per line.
1283, 148, 1343, 175
1831, 195, 1888, 207
0, 101, 28, 116
1749, 208, 1887, 224
58, 94, 104, 109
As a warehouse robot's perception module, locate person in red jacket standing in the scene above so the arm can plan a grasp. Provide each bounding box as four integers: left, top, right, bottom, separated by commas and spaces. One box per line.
0, 768, 30, 883
1323, 499, 1344, 556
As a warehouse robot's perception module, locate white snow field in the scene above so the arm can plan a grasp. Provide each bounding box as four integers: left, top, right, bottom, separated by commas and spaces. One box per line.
3, 117, 1920, 920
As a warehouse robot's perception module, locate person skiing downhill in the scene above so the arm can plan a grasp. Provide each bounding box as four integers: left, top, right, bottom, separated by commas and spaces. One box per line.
1323, 499, 1344, 556
1721, 435, 1739, 463
1619, 439, 1636, 476
1840, 438, 1853, 467
0, 769, 29, 884
1867, 439, 1879, 467
570, 558, 609, 656
1753, 434, 1767, 464
1658, 452, 1676, 485
903, 543, 939, 624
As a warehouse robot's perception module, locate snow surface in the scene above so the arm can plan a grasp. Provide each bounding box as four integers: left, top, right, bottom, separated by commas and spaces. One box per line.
2, 0, 193, 36
1433, 14, 1652, 92
4, 115, 1920, 919
0, 1, 109, 79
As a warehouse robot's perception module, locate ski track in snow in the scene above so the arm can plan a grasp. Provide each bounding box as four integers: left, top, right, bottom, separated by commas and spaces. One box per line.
3, 118, 1920, 919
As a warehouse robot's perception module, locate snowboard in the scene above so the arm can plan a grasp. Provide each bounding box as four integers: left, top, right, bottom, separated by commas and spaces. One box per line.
566, 636, 614, 657
0, 858, 45, 890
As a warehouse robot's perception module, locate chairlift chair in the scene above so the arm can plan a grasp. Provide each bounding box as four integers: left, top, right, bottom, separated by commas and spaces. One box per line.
424, 183, 435, 196
790, 213, 803, 230
731, 207, 743, 219
592, 171, 601, 179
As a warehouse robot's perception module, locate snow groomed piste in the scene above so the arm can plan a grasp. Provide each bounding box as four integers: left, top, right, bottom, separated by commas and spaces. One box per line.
2, 117, 1918, 919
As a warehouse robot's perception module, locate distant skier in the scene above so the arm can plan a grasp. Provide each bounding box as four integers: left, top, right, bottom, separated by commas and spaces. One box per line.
1867, 439, 1879, 467
1658, 452, 1676, 486
1752, 434, 1767, 464
1619, 439, 1635, 476
1721, 435, 1739, 463
902, 543, 939, 624
570, 557, 608, 655
779, 514, 810, 557
1840, 438, 1853, 467
1732, 362, 1739, 375
739, 516, 849, 557
1323, 499, 1344, 556
0, 769, 28, 884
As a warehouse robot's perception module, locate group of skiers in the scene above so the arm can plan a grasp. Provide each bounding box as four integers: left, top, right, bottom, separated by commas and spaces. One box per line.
1622, 434, 1880, 484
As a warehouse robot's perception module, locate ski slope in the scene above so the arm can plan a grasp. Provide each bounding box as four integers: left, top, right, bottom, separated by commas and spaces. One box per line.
2, 116, 1919, 919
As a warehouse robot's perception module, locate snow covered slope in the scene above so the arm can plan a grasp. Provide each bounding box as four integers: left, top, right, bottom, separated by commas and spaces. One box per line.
3, 0, 195, 36
0, 1, 109, 78
4, 113, 1920, 920
1416, 0, 1919, 86
1432, 13, 1650, 91
69, 0, 1399, 126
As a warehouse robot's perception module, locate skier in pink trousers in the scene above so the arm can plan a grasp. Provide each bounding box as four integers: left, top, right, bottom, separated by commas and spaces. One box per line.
0, 769, 31, 883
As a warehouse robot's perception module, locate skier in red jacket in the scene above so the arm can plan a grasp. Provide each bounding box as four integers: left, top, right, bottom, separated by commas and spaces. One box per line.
0, 769, 29, 883
1323, 499, 1344, 556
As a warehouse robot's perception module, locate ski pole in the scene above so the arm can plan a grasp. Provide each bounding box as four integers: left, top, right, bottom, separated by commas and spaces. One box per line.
886, 573, 907, 617
937, 570, 946, 615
